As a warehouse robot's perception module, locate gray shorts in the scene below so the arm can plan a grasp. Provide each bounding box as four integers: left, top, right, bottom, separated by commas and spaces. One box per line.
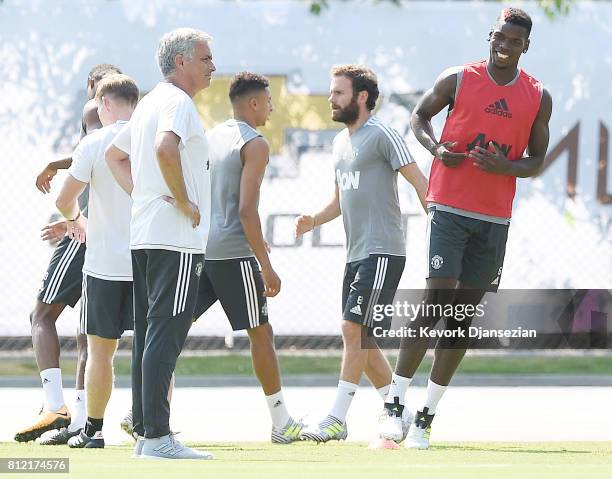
194, 257, 268, 331
426, 207, 508, 291
342, 254, 405, 328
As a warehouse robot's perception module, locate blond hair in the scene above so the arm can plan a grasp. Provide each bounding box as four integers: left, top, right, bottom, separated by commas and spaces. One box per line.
94, 74, 140, 107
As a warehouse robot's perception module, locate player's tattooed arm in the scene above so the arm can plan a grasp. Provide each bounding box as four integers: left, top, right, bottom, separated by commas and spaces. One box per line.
470, 88, 552, 177
295, 184, 341, 236
411, 68, 468, 167
239, 137, 281, 297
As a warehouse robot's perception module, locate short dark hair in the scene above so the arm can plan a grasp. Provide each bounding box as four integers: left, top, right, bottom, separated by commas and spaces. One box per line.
331, 64, 379, 111
94, 74, 139, 107
498, 7, 532, 36
88, 63, 122, 82
229, 72, 270, 102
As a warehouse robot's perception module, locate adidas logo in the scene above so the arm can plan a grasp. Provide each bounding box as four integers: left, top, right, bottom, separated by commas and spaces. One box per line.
491, 276, 500, 285
484, 98, 512, 118
43, 378, 50, 384
273, 400, 282, 408
350, 304, 362, 316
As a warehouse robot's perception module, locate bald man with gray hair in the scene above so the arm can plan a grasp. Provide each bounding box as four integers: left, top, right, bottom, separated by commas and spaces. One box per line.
106, 27, 215, 460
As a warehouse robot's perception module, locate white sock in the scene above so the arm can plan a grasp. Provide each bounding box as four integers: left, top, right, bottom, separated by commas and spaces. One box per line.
68, 389, 87, 432
328, 380, 358, 423
386, 373, 413, 406
40, 368, 65, 412
265, 390, 291, 429
423, 379, 447, 414
377, 384, 390, 401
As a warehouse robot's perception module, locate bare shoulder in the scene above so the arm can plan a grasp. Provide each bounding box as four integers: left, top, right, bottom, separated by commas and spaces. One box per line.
243, 136, 269, 154
433, 65, 462, 95
540, 87, 553, 111
82, 99, 101, 134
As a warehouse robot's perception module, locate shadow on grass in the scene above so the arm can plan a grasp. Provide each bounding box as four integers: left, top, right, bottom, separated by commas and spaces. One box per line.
188, 443, 282, 453
433, 444, 591, 454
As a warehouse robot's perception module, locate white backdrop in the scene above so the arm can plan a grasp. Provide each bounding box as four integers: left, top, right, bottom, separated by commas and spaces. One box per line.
0, 0, 610, 336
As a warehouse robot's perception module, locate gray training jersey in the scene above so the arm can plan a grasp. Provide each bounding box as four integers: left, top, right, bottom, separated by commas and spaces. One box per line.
205, 119, 262, 260
333, 116, 414, 263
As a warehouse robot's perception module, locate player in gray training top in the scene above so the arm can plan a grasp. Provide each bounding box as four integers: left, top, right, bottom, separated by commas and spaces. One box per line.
296, 64, 428, 443
193, 72, 303, 444
333, 117, 409, 263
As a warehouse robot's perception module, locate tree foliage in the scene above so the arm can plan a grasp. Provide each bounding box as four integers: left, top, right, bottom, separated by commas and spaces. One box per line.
306, 0, 575, 19
0, 0, 578, 19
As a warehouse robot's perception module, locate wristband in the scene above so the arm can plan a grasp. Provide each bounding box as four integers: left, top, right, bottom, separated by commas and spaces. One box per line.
68, 211, 81, 222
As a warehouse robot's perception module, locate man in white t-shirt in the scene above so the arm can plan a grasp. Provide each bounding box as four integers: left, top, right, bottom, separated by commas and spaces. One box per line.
55, 74, 139, 449
106, 27, 215, 460
15, 64, 122, 446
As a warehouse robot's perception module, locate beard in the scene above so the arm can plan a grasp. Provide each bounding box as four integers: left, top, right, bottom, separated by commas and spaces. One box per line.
331, 96, 360, 125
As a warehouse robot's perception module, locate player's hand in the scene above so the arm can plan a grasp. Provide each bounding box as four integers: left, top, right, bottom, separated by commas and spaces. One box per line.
35, 164, 58, 193
40, 220, 67, 245
163, 195, 201, 228
469, 142, 510, 175
295, 215, 315, 237
261, 265, 281, 297
67, 219, 86, 243
432, 141, 467, 168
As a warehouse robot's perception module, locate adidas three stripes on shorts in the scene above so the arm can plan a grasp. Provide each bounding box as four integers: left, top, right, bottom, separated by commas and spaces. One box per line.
341, 254, 405, 328
37, 235, 86, 308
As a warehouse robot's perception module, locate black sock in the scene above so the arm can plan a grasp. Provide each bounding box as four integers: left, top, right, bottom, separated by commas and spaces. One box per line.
85, 417, 104, 437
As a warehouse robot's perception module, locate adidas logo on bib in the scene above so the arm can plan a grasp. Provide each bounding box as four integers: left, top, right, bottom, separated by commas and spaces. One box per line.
350, 304, 362, 316
484, 98, 512, 118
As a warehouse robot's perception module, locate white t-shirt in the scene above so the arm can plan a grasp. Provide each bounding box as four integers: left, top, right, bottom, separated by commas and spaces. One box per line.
69, 121, 132, 281
111, 82, 210, 253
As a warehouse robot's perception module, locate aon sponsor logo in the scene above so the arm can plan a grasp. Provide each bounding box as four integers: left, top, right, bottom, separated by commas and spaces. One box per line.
336, 170, 360, 190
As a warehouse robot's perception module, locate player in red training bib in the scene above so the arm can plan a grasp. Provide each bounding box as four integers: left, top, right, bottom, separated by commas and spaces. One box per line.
377, 8, 553, 449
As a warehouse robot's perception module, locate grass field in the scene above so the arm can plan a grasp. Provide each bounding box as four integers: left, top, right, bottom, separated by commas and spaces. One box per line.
1, 441, 611, 479
1, 354, 611, 377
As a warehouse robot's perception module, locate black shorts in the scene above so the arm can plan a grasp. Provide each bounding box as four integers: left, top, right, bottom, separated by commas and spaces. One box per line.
194, 257, 268, 331
426, 207, 508, 291
342, 254, 405, 328
80, 275, 133, 339
37, 236, 86, 307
